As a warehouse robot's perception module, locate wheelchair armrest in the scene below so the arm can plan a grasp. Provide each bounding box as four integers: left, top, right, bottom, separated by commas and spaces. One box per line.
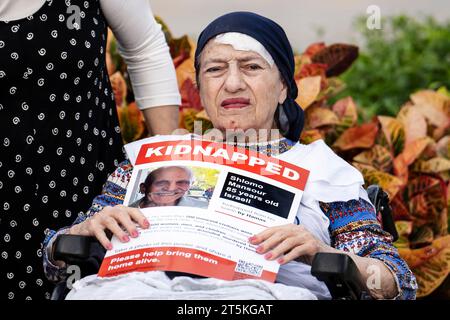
54, 234, 92, 262
51, 235, 106, 300
53, 234, 97, 265
311, 252, 368, 300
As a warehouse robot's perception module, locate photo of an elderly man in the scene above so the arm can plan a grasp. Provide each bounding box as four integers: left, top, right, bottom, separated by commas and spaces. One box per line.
129, 166, 210, 209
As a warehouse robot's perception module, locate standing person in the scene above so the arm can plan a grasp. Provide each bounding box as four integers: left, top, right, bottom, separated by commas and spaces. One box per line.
0, 0, 180, 300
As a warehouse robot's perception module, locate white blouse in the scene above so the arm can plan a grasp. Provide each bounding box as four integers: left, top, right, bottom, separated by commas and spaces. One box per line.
0, 0, 181, 110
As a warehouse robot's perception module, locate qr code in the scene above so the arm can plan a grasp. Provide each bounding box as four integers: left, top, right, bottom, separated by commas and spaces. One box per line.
235, 259, 263, 277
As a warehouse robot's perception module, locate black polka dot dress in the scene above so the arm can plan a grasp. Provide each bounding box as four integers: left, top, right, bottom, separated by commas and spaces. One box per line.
0, 0, 125, 300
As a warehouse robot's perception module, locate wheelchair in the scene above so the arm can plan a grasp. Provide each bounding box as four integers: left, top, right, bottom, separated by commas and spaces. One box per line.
50, 185, 398, 300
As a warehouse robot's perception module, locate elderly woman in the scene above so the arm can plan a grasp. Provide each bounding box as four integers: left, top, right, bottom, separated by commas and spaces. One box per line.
43, 12, 417, 299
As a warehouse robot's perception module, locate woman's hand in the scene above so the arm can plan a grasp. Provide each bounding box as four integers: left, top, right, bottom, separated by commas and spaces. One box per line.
249, 224, 331, 265
250, 224, 400, 299
68, 205, 150, 250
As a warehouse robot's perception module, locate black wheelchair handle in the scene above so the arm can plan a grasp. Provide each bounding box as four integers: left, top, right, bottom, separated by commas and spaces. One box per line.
53, 234, 95, 265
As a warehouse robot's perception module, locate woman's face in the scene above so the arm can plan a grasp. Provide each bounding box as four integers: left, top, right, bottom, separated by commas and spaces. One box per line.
148, 167, 191, 206
198, 41, 287, 135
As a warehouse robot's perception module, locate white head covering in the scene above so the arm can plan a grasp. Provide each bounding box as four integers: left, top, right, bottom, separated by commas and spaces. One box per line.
214, 32, 275, 67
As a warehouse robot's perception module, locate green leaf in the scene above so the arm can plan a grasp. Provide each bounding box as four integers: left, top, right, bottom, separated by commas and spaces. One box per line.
337, 16, 450, 119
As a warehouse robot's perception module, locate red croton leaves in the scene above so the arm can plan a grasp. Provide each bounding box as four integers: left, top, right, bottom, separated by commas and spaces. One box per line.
390, 194, 412, 221
305, 104, 339, 129
180, 78, 203, 111
406, 175, 448, 234
110, 71, 147, 144
353, 144, 393, 172
329, 91, 449, 298
332, 97, 358, 125
303, 42, 326, 57
397, 235, 450, 297
295, 76, 322, 110
117, 102, 146, 144
300, 129, 324, 145
410, 90, 450, 141
297, 63, 328, 82
311, 43, 359, 77
110, 71, 127, 107
333, 121, 379, 151
352, 162, 404, 200
377, 115, 405, 156
393, 137, 432, 184
173, 50, 190, 69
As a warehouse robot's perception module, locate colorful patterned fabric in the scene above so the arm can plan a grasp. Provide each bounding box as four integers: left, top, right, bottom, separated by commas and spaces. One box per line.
319, 199, 417, 299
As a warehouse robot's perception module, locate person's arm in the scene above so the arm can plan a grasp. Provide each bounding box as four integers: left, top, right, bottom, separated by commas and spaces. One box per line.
42, 160, 138, 282
142, 105, 179, 136
250, 197, 417, 299
318, 198, 417, 299
101, 0, 181, 135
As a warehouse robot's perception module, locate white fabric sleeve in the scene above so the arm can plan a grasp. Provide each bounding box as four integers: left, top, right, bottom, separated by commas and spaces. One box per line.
0, 0, 46, 21
100, 0, 181, 109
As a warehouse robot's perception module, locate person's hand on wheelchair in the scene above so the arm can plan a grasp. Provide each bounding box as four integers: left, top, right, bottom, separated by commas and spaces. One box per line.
68, 205, 150, 250
250, 224, 334, 265
250, 223, 399, 299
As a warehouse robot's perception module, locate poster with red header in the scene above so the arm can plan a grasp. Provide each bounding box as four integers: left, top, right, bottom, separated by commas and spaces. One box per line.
98, 138, 309, 282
